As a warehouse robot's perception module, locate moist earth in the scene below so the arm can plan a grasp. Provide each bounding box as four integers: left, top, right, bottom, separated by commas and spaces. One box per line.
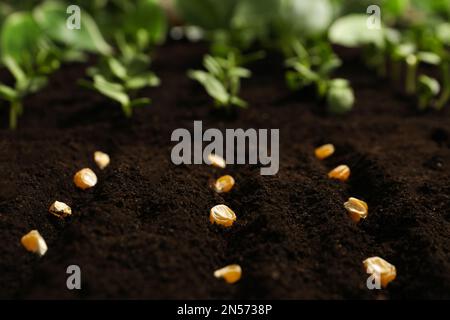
0, 42, 449, 299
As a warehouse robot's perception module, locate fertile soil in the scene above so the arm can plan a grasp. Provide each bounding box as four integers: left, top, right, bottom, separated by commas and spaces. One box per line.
0, 42, 449, 299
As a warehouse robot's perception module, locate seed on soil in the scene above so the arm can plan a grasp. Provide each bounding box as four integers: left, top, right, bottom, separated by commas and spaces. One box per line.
49, 201, 72, 218
363, 256, 396, 288
210, 204, 236, 227
208, 154, 226, 168
328, 165, 350, 181
213, 175, 235, 193
94, 151, 110, 170
21, 230, 47, 257
315, 144, 335, 160
344, 197, 368, 222
74, 168, 97, 190
214, 264, 242, 284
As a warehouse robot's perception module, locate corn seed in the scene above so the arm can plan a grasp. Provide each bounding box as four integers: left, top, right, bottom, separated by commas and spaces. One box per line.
363, 256, 396, 288
49, 201, 72, 218
344, 197, 368, 222
21, 230, 47, 256
315, 144, 335, 160
328, 165, 350, 181
74, 168, 97, 190
208, 154, 226, 169
210, 204, 236, 227
214, 264, 242, 284
214, 175, 235, 193
94, 151, 110, 170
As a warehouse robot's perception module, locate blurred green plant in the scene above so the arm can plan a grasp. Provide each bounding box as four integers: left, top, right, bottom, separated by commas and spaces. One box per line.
0, 12, 59, 129
285, 40, 354, 114
188, 53, 251, 110
79, 0, 166, 117
80, 54, 159, 117
33, 1, 112, 59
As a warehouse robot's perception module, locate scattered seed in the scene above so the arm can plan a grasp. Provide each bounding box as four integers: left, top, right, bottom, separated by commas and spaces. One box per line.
94, 151, 110, 170
73, 168, 97, 190
328, 164, 351, 181
363, 256, 396, 288
49, 201, 72, 218
21, 230, 47, 257
208, 154, 226, 169
344, 197, 368, 222
210, 204, 236, 227
214, 264, 242, 284
213, 175, 235, 193
315, 144, 335, 160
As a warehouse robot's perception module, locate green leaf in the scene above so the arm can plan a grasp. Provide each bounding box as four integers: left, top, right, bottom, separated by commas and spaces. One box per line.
0, 12, 47, 66
130, 97, 151, 108
93, 75, 130, 107
204, 55, 222, 76
120, 0, 168, 48
125, 73, 160, 90
328, 14, 385, 48
327, 78, 355, 114
108, 57, 127, 80
278, 0, 333, 36
229, 67, 251, 78
33, 1, 112, 55
188, 70, 229, 105
417, 52, 441, 65
436, 23, 450, 45
0, 84, 17, 101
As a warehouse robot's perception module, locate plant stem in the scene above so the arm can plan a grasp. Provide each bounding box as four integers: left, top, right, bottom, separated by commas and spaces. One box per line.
435, 63, 449, 110
405, 54, 418, 95
9, 100, 21, 129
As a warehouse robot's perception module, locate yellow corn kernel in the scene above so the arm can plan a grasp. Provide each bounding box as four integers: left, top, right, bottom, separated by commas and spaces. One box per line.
363, 256, 396, 288
214, 175, 235, 193
94, 151, 110, 170
315, 144, 335, 160
49, 201, 72, 218
214, 264, 242, 284
74, 168, 97, 190
21, 230, 47, 256
210, 204, 236, 227
328, 165, 351, 181
208, 154, 226, 169
344, 197, 368, 222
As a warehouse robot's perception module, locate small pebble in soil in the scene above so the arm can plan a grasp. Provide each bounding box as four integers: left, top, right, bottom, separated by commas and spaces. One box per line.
214, 264, 242, 284
49, 201, 72, 219
328, 164, 351, 181
213, 175, 235, 193
94, 151, 110, 170
210, 204, 236, 227
363, 256, 396, 288
21, 230, 47, 257
315, 144, 335, 160
344, 197, 368, 222
207, 154, 226, 169
73, 168, 98, 190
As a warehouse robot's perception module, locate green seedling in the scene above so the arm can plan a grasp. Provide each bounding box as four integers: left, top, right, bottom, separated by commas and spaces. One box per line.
417, 75, 440, 110
81, 55, 159, 117
285, 40, 354, 114
435, 60, 450, 110
188, 53, 251, 109
0, 11, 59, 129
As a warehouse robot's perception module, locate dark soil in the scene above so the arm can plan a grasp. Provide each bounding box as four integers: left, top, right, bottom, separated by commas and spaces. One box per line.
1, 42, 450, 299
